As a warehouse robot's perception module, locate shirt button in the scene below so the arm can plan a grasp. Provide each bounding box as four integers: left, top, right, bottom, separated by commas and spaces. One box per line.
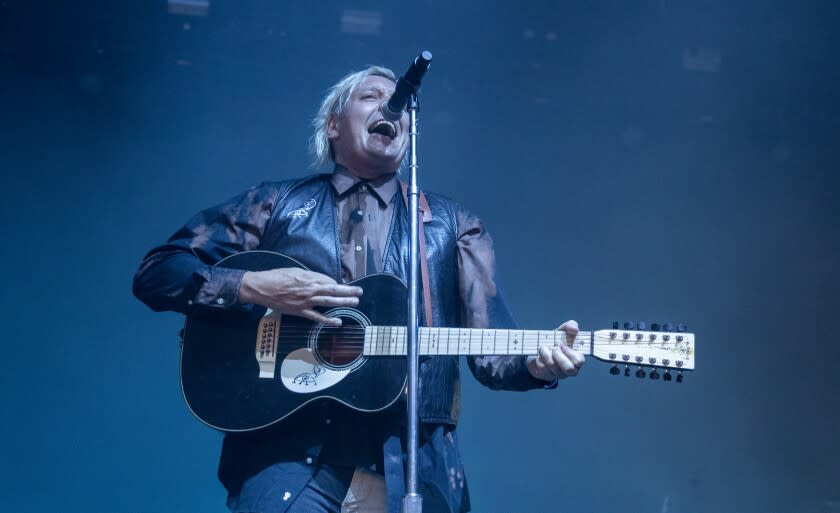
305, 457, 313, 465
325, 418, 332, 425
216, 298, 225, 305
359, 184, 367, 191
355, 245, 362, 252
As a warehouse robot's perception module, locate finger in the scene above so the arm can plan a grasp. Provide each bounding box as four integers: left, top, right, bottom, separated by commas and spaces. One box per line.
537, 346, 553, 369
559, 344, 586, 369
558, 319, 579, 347
317, 283, 364, 297
550, 346, 579, 377
310, 296, 360, 308
300, 309, 342, 327
538, 346, 567, 379
558, 319, 579, 333
534, 346, 559, 380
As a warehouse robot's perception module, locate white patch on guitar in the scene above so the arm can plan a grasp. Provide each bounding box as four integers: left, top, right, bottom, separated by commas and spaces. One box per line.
280, 348, 350, 393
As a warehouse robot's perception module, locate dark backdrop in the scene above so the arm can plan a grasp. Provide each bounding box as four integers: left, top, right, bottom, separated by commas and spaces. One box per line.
1, 1, 838, 512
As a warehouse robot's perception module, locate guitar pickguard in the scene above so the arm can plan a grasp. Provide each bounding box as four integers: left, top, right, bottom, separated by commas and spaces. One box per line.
280, 348, 351, 393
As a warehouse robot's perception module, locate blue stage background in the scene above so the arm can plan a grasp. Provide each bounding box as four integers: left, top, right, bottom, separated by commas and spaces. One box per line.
1, 1, 838, 512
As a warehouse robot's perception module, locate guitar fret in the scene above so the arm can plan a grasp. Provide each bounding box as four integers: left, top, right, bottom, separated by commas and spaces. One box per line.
401, 326, 406, 356
391, 327, 396, 356
511, 330, 523, 355
540, 330, 554, 353
379, 326, 386, 356
373, 327, 378, 355
444, 327, 450, 355
461, 328, 469, 355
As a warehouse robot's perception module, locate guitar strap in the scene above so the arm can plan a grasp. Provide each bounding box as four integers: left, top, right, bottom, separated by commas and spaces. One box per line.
399, 181, 433, 327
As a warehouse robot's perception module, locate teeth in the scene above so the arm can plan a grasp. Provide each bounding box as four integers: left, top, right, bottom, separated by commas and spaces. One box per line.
369, 120, 396, 138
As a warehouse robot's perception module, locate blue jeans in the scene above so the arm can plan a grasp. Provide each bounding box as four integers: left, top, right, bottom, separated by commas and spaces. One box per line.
228, 463, 387, 513
227, 462, 351, 513
285, 464, 354, 513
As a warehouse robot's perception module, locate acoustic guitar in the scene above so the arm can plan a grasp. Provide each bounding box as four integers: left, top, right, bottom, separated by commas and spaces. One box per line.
180, 251, 696, 432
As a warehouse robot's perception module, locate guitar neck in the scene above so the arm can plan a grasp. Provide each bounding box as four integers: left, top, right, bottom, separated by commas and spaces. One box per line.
363, 326, 592, 357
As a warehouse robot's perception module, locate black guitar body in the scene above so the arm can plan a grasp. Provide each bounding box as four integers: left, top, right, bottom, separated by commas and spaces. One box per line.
180, 251, 408, 432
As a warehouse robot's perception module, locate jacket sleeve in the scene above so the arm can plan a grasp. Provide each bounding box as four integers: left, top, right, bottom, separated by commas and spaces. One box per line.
132, 183, 280, 314
455, 207, 557, 391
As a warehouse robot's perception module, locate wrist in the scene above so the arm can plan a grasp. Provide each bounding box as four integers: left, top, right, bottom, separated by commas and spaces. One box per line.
238, 271, 257, 304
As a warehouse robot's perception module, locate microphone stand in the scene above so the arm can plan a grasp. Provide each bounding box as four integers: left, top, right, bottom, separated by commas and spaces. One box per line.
403, 90, 423, 513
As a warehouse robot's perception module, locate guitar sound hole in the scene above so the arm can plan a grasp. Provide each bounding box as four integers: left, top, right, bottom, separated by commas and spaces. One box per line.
314, 316, 364, 368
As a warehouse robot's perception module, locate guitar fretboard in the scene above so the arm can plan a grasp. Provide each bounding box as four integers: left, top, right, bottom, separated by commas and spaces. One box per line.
363, 326, 593, 356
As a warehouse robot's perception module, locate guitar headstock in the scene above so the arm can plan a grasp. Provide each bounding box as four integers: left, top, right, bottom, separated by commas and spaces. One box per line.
592, 321, 695, 382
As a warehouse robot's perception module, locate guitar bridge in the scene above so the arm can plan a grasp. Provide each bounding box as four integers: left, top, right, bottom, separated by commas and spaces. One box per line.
256, 315, 280, 378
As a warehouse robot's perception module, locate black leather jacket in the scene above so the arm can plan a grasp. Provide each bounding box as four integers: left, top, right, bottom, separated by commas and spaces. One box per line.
133, 173, 552, 510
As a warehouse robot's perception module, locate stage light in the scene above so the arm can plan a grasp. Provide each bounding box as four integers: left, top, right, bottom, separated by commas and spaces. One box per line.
168, 0, 209, 17
340, 9, 382, 35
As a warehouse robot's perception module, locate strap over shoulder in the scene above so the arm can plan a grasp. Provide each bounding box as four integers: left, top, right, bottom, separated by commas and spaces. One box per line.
399, 181, 434, 327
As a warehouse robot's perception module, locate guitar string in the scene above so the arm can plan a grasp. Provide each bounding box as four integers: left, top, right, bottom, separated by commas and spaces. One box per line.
253, 326, 688, 337
253, 338, 686, 349
260, 344, 692, 356
252, 328, 687, 343
253, 331, 687, 345
255, 339, 691, 357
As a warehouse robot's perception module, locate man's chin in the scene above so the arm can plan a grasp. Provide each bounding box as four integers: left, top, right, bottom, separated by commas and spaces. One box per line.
338, 156, 402, 179
365, 150, 405, 170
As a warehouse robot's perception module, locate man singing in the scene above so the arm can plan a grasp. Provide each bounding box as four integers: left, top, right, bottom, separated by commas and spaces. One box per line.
133, 64, 585, 513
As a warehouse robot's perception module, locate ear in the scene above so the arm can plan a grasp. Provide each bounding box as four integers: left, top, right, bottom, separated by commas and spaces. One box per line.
327, 116, 339, 139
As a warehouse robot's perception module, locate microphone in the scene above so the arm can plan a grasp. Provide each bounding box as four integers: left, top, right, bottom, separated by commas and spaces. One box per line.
381, 51, 433, 122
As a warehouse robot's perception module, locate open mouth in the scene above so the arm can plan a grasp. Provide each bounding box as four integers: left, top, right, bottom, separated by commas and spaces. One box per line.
368, 119, 397, 140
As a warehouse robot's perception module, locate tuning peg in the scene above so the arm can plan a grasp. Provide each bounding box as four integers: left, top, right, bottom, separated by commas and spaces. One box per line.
677, 323, 687, 332
663, 370, 672, 381
650, 323, 661, 331
610, 365, 620, 375
650, 369, 660, 380
612, 321, 620, 329
635, 367, 646, 378
636, 321, 647, 330
663, 322, 675, 332
624, 365, 630, 377
623, 321, 636, 330
676, 371, 684, 383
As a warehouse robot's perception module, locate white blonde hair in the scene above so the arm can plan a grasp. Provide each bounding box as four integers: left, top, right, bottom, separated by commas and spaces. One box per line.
309, 65, 397, 169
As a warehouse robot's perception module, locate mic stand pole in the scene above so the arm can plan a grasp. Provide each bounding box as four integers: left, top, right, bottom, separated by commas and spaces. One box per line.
403, 90, 423, 513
